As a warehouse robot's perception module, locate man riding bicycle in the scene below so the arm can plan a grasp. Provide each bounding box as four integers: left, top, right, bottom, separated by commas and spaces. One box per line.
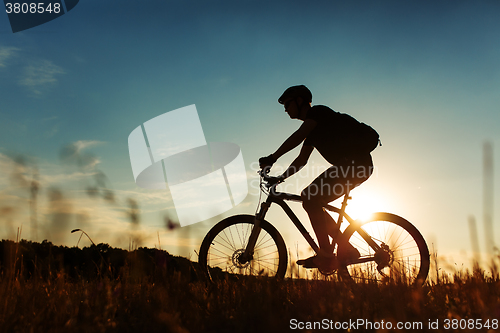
259, 85, 374, 271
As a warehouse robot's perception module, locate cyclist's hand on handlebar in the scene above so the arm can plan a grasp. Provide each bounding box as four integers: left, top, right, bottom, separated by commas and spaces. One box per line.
266, 175, 285, 186
259, 173, 285, 188
259, 154, 277, 173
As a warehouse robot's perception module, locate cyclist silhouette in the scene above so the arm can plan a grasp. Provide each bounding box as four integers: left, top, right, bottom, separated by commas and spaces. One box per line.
259, 85, 374, 270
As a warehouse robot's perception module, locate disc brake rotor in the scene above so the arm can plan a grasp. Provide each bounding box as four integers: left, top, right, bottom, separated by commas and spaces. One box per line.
375, 243, 393, 276
232, 249, 251, 269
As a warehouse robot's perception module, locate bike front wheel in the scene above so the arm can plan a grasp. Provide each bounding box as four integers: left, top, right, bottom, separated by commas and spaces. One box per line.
198, 215, 288, 280
340, 213, 430, 285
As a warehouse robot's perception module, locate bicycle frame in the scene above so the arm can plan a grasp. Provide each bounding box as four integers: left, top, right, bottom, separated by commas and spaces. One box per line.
241, 184, 382, 266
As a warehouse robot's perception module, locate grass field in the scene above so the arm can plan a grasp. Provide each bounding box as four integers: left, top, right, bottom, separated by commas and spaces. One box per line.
1, 240, 500, 333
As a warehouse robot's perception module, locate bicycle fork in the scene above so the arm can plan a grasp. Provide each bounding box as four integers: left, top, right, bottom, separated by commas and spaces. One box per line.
239, 201, 270, 264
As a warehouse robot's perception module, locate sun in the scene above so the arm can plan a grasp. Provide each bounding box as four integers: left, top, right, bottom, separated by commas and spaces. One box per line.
344, 189, 385, 221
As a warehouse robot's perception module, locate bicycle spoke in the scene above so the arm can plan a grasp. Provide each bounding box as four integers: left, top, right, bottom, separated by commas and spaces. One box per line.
253, 257, 279, 265
248, 261, 277, 275
210, 258, 232, 267
255, 233, 273, 249
212, 238, 237, 253
392, 238, 418, 251
220, 229, 237, 250
207, 249, 231, 259
257, 250, 280, 258
234, 224, 244, 248
343, 217, 429, 285
256, 242, 278, 252
241, 224, 251, 248
228, 227, 238, 249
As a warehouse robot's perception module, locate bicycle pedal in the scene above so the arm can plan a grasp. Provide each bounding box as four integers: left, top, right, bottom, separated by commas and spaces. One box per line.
297, 255, 338, 270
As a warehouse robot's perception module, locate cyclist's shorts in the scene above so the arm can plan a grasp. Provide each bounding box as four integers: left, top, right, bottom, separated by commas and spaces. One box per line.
302, 154, 373, 203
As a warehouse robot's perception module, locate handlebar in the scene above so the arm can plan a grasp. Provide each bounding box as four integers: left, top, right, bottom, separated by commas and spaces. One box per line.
258, 169, 284, 188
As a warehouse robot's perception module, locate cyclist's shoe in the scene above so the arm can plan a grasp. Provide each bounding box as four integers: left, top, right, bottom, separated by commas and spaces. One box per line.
296, 255, 317, 268
297, 253, 338, 271
337, 242, 360, 264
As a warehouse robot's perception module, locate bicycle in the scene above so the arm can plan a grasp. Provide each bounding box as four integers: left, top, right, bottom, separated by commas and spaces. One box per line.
198, 170, 430, 285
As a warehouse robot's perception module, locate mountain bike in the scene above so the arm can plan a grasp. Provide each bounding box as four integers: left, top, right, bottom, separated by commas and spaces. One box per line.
198, 170, 430, 285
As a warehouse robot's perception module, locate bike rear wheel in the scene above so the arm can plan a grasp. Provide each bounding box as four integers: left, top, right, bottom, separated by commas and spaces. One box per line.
198, 215, 288, 280
339, 213, 430, 285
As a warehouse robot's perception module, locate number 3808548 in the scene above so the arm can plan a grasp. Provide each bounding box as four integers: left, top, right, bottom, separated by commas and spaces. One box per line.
5, 3, 61, 14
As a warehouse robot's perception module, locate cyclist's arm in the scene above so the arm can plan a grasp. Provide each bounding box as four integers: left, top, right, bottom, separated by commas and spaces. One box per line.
280, 144, 314, 179
271, 119, 316, 160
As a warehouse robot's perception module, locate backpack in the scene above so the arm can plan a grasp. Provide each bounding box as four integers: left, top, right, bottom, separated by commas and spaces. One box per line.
335, 116, 381, 156
305, 107, 381, 160
354, 122, 381, 153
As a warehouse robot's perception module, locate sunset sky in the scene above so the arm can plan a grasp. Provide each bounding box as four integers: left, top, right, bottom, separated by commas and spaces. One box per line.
1, 0, 499, 267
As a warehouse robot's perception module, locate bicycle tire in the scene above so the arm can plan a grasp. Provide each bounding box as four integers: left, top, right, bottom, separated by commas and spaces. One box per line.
339, 212, 430, 286
198, 215, 288, 280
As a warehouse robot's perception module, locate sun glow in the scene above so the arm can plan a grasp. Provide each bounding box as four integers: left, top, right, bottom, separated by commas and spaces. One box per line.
343, 189, 387, 221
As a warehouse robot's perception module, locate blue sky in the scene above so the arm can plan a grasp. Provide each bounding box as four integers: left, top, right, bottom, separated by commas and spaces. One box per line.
1, 0, 499, 267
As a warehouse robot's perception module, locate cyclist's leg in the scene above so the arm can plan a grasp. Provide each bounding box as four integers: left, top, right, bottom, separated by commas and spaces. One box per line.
302, 155, 374, 254
301, 166, 344, 256
298, 167, 344, 269
301, 191, 332, 255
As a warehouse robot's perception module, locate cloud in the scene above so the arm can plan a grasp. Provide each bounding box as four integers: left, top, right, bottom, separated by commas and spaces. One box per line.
59, 140, 105, 170
0, 47, 65, 96
0, 46, 20, 67
18, 59, 65, 94
40, 171, 97, 187
118, 188, 173, 207
73, 140, 104, 152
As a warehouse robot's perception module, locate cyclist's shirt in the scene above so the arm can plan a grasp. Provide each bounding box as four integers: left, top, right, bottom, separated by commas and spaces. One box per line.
304, 105, 370, 165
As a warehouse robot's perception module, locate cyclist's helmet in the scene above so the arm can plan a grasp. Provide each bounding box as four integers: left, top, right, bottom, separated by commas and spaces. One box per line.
278, 85, 312, 104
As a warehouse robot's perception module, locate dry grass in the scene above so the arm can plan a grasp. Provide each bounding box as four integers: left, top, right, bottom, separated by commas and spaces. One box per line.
1, 240, 500, 333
